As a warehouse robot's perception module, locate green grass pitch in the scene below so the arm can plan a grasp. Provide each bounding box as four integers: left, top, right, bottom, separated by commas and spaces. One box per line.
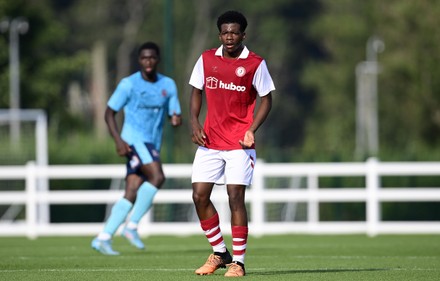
0, 234, 439, 280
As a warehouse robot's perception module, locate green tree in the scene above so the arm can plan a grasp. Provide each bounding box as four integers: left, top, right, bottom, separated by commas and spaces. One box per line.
0, 0, 89, 133
301, 1, 372, 161
2, 0, 439, 164
377, 0, 440, 159
301, 0, 440, 161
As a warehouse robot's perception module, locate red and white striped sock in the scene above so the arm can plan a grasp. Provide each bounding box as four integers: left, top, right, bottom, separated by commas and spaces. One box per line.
231, 225, 248, 264
200, 213, 227, 253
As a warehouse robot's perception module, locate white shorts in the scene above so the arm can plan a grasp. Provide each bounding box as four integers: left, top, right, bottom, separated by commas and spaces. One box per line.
191, 147, 256, 185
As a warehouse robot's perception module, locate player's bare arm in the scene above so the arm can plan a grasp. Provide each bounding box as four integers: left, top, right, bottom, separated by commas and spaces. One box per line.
239, 93, 272, 148
190, 87, 206, 146
104, 106, 131, 156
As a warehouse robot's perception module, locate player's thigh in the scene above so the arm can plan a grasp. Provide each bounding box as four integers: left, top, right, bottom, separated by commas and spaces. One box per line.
191, 147, 225, 183
223, 149, 256, 185
127, 142, 162, 180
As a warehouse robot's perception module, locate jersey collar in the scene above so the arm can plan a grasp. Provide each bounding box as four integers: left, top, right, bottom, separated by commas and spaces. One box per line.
215, 45, 249, 59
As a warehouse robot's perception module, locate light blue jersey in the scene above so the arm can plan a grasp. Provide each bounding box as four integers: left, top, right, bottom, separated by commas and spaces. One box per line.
108, 71, 181, 152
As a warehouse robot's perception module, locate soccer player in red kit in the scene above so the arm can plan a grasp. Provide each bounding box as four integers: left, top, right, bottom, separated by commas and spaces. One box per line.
189, 10, 275, 277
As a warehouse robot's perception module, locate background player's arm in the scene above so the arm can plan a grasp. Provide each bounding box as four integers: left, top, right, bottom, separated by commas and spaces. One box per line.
167, 81, 183, 127
104, 106, 131, 156
190, 87, 206, 146
239, 93, 272, 148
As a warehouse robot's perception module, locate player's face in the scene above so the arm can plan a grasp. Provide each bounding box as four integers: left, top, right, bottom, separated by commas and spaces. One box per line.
219, 23, 245, 58
138, 49, 159, 76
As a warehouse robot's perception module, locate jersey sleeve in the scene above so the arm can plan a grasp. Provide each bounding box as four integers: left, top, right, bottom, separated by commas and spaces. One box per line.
253, 60, 276, 97
167, 79, 182, 116
107, 78, 131, 111
189, 55, 204, 90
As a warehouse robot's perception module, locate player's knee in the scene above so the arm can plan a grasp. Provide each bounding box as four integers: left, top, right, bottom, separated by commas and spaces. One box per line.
124, 187, 138, 203
228, 192, 245, 207
150, 173, 165, 188
192, 192, 200, 204
192, 191, 208, 206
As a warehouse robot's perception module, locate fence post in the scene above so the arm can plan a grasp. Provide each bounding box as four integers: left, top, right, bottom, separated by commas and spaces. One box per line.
366, 157, 380, 237
251, 159, 265, 236
25, 161, 37, 239
35, 111, 49, 225
307, 173, 319, 230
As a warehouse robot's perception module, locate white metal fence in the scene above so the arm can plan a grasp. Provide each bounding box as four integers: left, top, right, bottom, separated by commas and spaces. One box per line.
1, 158, 440, 239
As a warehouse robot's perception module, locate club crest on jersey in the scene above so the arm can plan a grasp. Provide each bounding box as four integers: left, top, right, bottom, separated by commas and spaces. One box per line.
235, 66, 246, 77
162, 89, 167, 97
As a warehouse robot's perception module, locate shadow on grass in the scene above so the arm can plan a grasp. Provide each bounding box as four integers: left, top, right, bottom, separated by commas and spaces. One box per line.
248, 268, 389, 276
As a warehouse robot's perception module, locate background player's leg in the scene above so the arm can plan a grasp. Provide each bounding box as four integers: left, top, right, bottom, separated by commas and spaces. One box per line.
92, 174, 141, 255
101, 198, 133, 237
123, 162, 163, 249
122, 182, 157, 249
127, 181, 158, 225
91, 198, 133, 255
128, 161, 164, 226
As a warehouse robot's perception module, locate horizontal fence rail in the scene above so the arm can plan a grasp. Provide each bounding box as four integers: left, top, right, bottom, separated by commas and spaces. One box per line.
0, 158, 440, 238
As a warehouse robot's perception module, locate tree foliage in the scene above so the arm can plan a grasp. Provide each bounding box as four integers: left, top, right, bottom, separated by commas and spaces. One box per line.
301, 0, 440, 161
0, 0, 439, 164
377, 0, 440, 157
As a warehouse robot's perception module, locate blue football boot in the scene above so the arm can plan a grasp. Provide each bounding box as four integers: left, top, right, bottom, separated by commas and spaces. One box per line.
121, 227, 145, 250
91, 237, 120, 255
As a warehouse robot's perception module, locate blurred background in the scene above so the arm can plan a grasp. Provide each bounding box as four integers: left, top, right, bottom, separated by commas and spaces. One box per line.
0, 0, 439, 228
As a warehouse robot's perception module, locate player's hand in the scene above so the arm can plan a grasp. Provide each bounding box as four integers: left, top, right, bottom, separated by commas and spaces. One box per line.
191, 124, 207, 146
239, 130, 254, 148
171, 112, 182, 127
115, 139, 131, 157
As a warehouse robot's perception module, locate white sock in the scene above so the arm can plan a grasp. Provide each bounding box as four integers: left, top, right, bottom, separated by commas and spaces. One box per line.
97, 232, 111, 240
126, 221, 138, 230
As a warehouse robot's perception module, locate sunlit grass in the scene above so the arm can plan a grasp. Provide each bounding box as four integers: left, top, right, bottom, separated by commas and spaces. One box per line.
0, 234, 439, 280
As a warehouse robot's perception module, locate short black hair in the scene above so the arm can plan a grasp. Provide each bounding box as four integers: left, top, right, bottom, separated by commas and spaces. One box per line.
217, 11, 248, 32
138, 41, 160, 57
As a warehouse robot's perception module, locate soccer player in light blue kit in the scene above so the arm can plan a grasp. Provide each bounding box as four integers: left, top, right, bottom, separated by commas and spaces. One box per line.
92, 42, 182, 255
